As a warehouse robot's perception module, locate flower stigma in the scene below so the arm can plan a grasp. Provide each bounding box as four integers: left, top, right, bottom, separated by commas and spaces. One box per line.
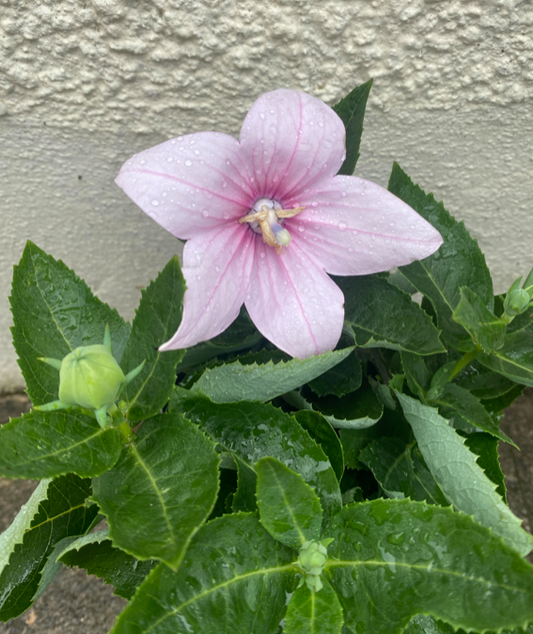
239, 198, 304, 254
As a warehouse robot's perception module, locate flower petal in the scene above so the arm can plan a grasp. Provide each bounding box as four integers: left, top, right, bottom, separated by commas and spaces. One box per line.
285, 175, 443, 276
159, 223, 255, 351
239, 89, 346, 202
245, 240, 344, 358
115, 132, 254, 240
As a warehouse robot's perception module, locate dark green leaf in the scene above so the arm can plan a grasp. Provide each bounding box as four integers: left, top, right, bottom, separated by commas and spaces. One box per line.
457, 365, 517, 400
401, 352, 431, 397
172, 393, 342, 522
0, 410, 122, 479
0, 474, 97, 621
92, 412, 220, 568
284, 580, 343, 634
325, 499, 533, 634
231, 459, 257, 513
10, 241, 130, 406
111, 514, 297, 634
332, 79, 372, 175
397, 392, 533, 556
478, 331, 533, 387
388, 164, 493, 352
338, 274, 445, 355
121, 257, 186, 421
308, 350, 362, 397
256, 457, 323, 548
481, 384, 524, 417
57, 530, 157, 599
453, 287, 506, 351
427, 361, 456, 399
464, 432, 507, 502
293, 410, 344, 480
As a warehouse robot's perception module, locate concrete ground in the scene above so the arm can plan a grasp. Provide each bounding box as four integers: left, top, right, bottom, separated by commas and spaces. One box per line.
0, 390, 532, 633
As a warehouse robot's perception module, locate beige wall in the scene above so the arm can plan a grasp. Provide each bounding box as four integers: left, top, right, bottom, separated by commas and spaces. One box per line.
1, 0, 532, 391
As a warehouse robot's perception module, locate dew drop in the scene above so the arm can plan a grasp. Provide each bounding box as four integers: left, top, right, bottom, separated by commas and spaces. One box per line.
338, 222, 347, 231
201, 209, 209, 217
259, 252, 266, 259
259, 112, 265, 120
298, 225, 305, 232
140, 159, 146, 165
167, 156, 173, 163
222, 181, 227, 188
341, 192, 347, 198
390, 221, 395, 227
185, 160, 192, 167
151, 199, 159, 207
223, 212, 230, 219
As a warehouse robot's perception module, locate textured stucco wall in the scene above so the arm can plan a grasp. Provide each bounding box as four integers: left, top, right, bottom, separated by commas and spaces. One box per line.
1, 0, 533, 391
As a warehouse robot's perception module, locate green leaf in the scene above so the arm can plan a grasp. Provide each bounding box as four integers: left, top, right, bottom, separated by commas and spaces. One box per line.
308, 350, 362, 397
405, 615, 533, 634
388, 164, 494, 352
453, 287, 506, 351
172, 392, 342, 522
0, 474, 97, 621
293, 410, 344, 480
396, 392, 533, 556
457, 366, 518, 400
57, 530, 157, 599
430, 383, 516, 446
120, 257, 186, 421
338, 274, 445, 355
401, 352, 431, 397
190, 347, 353, 403
231, 459, 258, 513
464, 432, 507, 503
256, 457, 323, 549
10, 241, 131, 406
332, 79, 372, 175
284, 580, 343, 634
325, 499, 533, 634
111, 514, 297, 634
92, 412, 220, 568
478, 331, 533, 387
0, 410, 122, 479
359, 437, 449, 505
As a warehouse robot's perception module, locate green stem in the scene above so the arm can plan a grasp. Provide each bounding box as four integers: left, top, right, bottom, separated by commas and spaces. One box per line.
119, 421, 135, 443
448, 348, 480, 381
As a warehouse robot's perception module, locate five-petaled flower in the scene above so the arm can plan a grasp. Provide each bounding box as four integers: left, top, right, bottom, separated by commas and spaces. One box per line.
116, 89, 442, 358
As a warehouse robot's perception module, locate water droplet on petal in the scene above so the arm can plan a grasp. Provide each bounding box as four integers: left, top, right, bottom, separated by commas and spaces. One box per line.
185, 160, 192, 167
140, 159, 146, 165
341, 192, 347, 198
259, 252, 266, 259
151, 199, 159, 207
298, 225, 305, 232
201, 209, 209, 217
338, 222, 347, 231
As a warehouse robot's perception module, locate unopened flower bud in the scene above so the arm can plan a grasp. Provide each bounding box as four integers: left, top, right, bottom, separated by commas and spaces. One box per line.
59, 344, 126, 410
503, 289, 531, 317
298, 540, 328, 576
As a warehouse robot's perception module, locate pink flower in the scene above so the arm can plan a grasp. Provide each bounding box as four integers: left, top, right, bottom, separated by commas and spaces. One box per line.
116, 89, 442, 358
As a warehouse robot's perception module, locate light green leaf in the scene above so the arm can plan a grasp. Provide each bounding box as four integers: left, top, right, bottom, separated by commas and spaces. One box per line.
0, 410, 122, 479
256, 457, 323, 549
453, 287, 506, 351
121, 256, 186, 421
464, 432, 507, 503
396, 392, 533, 556
478, 331, 533, 387
92, 412, 220, 569
284, 580, 343, 634
190, 347, 353, 403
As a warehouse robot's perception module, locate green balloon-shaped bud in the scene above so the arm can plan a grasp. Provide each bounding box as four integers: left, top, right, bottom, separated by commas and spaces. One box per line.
503, 288, 531, 317
59, 344, 126, 410
298, 540, 328, 576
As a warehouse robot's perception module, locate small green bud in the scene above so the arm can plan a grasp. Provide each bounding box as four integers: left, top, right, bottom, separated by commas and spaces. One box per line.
503, 288, 531, 317
298, 540, 328, 576
59, 344, 126, 410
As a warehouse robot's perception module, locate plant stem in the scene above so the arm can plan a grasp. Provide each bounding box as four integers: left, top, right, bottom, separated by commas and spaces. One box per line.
448, 348, 480, 381
119, 421, 135, 443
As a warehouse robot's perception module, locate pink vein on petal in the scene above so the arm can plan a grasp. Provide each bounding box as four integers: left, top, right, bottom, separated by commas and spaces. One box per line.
271, 94, 303, 200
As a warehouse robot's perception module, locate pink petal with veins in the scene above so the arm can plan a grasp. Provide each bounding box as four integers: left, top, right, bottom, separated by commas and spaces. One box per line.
115, 132, 253, 240
245, 240, 345, 358
239, 90, 346, 201
285, 176, 443, 276
159, 223, 255, 351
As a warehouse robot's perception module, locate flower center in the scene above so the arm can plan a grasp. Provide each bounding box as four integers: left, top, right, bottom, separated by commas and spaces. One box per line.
239, 198, 304, 254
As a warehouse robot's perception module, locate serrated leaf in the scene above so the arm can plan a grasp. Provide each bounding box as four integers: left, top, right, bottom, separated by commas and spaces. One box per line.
388, 164, 494, 352
284, 580, 343, 634
120, 257, 186, 421
325, 499, 533, 634
478, 331, 533, 387
10, 241, 131, 406
92, 412, 219, 568
0, 410, 122, 479
111, 514, 297, 634
457, 366, 518, 400
171, 392, 342, 522
57, 530, 157, 599
396, 392, 533, 556
401, 351, 431, 397
256, 457, 323, 549
190, 347, 353, 403
0, 474, 97, 621
453, 287, 506, 351
464, 432, 507, 503
293, 410, 344, 480
308, 350, 362, 397
430, 383, 516, 446
338, 274, 445, 355
332, 79, 372, 175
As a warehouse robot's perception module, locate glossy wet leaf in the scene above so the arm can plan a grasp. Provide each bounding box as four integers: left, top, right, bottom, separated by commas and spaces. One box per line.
453, 287, 506, 351
478, 331, 533, 387
256, 457, 323, 548
284, 580, 343, 634
121, 256, 186, 421
0, 474, 97, 621
190, 347, 353, 403
307, 350, 362, 398
332, 78, 372, 175
111, 514, 297, 634
0, 410, 122, 479
92, 412, 219, 568
171, 392, 342, 522
397, 393, 533, 556
325, 499, 533, 634
293, 410, 344, 480
389, 164, 493, 352
338, 274, 445, 355
464, 432, 507, 503
57, 530, 157, 599
401, 352, 431, 398
10, 241, 130, 406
